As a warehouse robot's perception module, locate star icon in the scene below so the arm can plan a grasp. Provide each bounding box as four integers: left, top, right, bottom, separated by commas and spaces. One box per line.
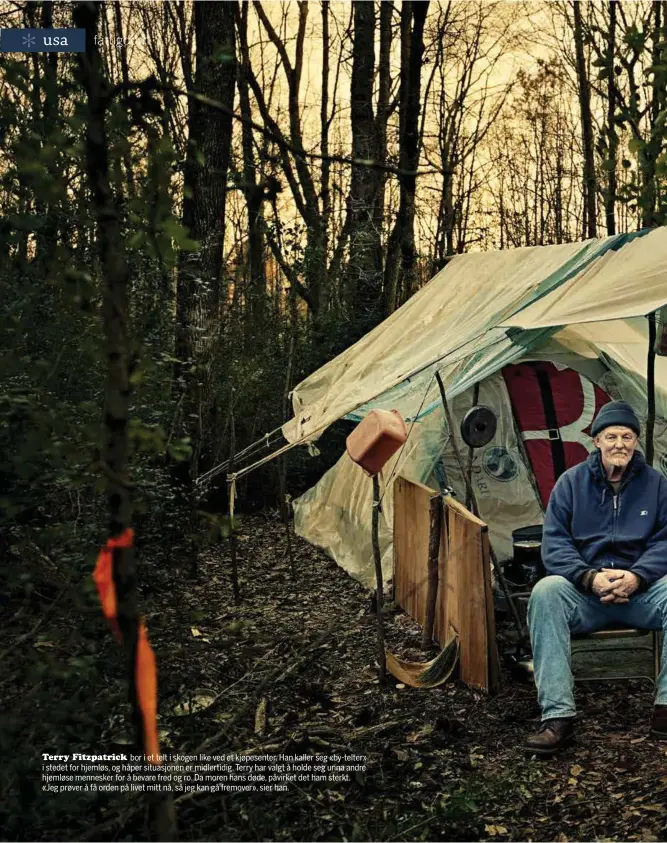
22, 33, 35, 47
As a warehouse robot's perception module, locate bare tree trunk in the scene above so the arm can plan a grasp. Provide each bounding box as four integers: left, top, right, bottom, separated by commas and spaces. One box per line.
237, 3, 266, 339
320, 0, 331, 314
112, 0, 136, 202
644, 1, 667, 228
573, 0, 596, 238
375, 1, 393, 260
74, 3, 176, 837
174, 0, 237, 480
384, 0, 429, 310
371, 474, 386, 680
347, 0, 383, 331
240, 2, 327, 320
555, 115, 564, 243
75, 0, 136, 674
605, 0, 617, 235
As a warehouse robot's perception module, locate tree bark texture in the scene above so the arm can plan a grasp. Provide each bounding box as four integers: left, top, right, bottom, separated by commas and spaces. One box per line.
237, 3, 266, 339
573, 0, 596, 238
347, 0, 384, 332
74, 0, 140, 762
605, 0, 617, 235
644, 1, 667, 228
384, 0, 429, 312
175, 0, 237, 477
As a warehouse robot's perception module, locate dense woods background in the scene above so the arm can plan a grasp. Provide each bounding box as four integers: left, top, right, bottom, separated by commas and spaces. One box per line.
3, 1, 667, 839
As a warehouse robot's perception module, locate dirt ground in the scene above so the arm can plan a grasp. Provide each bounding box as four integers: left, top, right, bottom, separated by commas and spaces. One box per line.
4, 513, 667, 841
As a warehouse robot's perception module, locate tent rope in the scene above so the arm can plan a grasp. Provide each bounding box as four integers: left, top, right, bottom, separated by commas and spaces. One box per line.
197, 425, 284, 485
210, 329, 513, 487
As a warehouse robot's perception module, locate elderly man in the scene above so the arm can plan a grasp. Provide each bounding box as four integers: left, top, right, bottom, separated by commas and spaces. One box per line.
525, 400, 667, 756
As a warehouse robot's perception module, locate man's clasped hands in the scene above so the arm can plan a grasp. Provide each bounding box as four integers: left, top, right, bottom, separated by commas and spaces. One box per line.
591, 569, 641, 604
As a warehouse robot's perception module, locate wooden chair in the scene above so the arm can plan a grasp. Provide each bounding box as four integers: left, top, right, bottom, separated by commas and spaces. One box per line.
571, 627, 661, 685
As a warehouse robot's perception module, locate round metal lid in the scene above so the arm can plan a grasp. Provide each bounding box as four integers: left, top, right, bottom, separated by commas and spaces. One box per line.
460, 405, 498, 448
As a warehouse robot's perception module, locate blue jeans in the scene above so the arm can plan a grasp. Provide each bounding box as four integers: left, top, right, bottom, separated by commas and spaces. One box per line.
528, 574, 667, 720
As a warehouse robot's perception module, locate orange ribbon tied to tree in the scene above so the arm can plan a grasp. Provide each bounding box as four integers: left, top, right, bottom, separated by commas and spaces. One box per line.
93, 528, 161, 764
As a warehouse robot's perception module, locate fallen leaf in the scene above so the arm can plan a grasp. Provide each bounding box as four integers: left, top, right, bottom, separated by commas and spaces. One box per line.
191, 627, 202, 637
485, 825, 508, 836
570, 764, 583, 777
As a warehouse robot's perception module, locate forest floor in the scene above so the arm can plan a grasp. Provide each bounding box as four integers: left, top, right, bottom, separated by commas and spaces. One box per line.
4, 513, 667, 842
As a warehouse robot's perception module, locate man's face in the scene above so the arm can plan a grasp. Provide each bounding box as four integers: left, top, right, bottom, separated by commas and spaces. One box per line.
594, 425, 638, 470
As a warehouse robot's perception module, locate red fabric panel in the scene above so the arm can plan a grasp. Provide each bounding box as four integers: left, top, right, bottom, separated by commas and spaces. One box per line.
502, 362, 612, 507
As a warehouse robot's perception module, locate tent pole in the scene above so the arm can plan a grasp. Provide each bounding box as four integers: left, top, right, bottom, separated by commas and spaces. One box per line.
647, 311, 657, 467
228, 390, 241, 606
371, 474, 387, 680
435, 371, 526, 645
466, 382, 480, 510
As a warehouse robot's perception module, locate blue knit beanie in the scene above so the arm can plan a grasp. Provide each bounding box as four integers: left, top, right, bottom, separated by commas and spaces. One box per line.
590, 400, 641, 437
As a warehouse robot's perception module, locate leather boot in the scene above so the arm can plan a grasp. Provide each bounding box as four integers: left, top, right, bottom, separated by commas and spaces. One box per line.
524, 717, 574, 756
650, 705, 667, 739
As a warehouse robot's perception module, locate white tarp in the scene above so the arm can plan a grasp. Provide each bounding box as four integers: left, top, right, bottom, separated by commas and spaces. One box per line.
284, 238, 611, 445
501, 228, 667, 330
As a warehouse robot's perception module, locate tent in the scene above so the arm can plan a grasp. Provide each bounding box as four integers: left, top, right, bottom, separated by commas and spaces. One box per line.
283, 229, 667, 590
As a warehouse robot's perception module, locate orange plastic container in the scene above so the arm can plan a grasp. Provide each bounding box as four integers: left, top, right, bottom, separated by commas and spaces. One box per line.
346, 409, 408, 476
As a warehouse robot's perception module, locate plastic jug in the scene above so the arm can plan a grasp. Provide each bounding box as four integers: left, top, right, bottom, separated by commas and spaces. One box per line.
346, 409, 408, 476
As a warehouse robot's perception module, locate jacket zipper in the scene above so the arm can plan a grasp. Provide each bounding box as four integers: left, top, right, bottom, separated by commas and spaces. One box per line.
610, 494, 618, 568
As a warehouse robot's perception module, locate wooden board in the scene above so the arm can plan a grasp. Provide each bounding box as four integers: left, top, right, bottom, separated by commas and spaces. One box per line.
446, 504, 488, 690
482, 530, 501, 694
394, 476, 500, 694
393, 476, 437, 626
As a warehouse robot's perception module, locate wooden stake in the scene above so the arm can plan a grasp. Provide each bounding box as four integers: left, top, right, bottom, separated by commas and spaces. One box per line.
279, 281, 297, 581
281, 485, 296, 582
371, 474, 387, 679
228, 390, 240, 605
421, 494, 442, 649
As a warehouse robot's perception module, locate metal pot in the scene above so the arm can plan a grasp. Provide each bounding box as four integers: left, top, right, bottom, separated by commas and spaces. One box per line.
512, 525, 545, 587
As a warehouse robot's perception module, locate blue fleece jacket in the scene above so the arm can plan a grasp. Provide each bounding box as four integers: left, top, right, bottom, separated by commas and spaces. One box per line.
541, 449, 667, 586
